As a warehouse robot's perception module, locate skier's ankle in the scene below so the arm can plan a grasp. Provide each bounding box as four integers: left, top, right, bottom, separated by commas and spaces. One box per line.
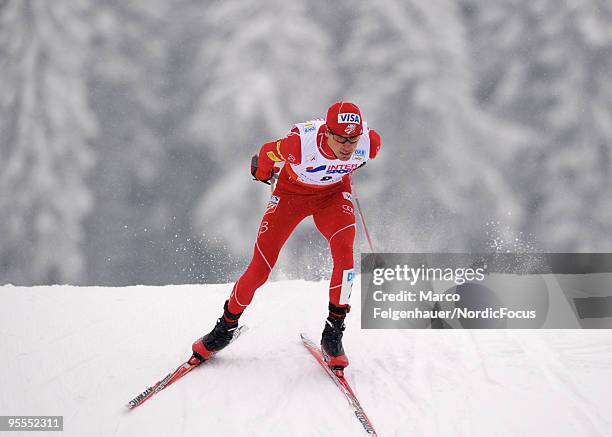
222, 300, 242, 324
328, 302, 350, 320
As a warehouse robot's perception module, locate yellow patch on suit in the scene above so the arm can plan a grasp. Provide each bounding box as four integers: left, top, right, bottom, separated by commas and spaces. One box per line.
266, 151, 282, 162
275, 141, 286, 161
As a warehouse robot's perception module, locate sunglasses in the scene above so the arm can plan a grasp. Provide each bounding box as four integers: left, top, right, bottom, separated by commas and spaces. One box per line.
328, 130, 362, 144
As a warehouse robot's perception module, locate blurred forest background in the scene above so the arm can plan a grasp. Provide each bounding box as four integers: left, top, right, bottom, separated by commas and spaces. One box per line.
1, 0, 611, 286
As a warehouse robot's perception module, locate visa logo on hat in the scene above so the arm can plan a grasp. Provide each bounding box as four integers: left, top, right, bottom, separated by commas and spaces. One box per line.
338, 113, 361, 124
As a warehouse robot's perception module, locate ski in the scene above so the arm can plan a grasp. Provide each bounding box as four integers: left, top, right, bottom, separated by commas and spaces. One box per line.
300, 333, 378, 436
126, 325, 248, 410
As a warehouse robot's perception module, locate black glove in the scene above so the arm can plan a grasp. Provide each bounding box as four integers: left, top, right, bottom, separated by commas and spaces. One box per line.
250, 154, 278, 185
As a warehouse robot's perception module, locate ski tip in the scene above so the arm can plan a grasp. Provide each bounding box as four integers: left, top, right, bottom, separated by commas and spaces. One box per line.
300, 333, 315, 344
188, 355, 204, 366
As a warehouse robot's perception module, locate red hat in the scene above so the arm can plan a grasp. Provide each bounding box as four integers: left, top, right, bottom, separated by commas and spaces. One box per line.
326, 102, 363, 136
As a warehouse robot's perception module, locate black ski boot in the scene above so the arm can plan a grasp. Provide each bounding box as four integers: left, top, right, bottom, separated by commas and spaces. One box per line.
321, 304, 350, 371
192, 300, 241, 361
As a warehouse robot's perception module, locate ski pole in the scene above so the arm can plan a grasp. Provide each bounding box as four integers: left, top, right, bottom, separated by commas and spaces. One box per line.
352, 188, 375, 253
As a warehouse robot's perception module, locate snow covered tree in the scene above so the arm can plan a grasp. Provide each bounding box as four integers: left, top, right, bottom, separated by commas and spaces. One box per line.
462, 0, 612, 251
84, 1, 205, 285
0, 0, 96, 284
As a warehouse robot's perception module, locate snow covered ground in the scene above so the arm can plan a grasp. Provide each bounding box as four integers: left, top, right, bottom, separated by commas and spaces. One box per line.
1, 278, 612, 437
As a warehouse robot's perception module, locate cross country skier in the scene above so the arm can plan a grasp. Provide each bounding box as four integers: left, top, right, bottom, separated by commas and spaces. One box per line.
192, 102, 382, 370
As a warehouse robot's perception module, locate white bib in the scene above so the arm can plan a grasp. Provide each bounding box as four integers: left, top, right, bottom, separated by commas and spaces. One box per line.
289, 119, 370, 187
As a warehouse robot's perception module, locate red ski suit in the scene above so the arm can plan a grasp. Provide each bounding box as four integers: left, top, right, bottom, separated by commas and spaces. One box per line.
226, 123, 382, 316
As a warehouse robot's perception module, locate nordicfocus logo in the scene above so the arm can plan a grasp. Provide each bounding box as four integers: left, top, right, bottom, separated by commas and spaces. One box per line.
306, 164, 360, 174
337, 113, 361, 124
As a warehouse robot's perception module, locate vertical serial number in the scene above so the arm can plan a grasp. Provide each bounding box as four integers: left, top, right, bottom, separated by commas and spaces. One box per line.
0, 416, 63, 431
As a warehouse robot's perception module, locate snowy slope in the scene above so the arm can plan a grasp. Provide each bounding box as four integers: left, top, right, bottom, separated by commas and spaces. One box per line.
1, 279, 612, 437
